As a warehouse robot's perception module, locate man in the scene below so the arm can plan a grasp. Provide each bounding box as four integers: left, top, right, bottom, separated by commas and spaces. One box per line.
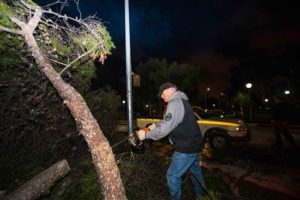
137, 82, 206, 200
272, 95, 297, 148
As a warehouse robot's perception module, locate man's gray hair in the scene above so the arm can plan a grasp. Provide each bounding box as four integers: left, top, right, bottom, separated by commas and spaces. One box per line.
169, 87, 177, 93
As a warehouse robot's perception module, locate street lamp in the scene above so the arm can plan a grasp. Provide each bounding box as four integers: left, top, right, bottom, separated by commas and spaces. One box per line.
218, 92, 224, 111
122, 100, 126, 118
245, 83, 252, 89
204, 87, 210, 110
245, 82, 253, 122
284, 90, 290, 95
145, 104, 150, 116
264, 98, 269, 109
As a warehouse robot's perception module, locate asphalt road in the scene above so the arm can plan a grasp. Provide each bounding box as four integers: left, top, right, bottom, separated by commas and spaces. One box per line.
248, 123, 300, 147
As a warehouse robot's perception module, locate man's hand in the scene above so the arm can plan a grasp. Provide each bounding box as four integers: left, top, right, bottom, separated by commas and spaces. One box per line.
147, 123, 156, 130
137, 129, 146, 141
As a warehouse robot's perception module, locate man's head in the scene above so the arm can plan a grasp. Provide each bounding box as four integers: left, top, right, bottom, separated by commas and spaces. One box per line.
157, 82, 177, 102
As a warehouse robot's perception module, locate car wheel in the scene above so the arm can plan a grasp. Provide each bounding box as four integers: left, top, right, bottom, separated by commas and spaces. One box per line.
209, 133, 229, 149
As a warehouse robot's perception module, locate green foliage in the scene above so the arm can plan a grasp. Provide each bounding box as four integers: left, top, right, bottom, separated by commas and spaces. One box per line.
73, 25, 115, 56
0, 2, 23, 68
74, 32, 95, 52
25, 156, 102, 200
136, 58, 200, 96
1, 0, 115, 76
98, 24, 115, 55
0, 2, 119, 198
234, 92, 251, 106
50, 35, 73, 56
84, 86, 121, 135
0, 2, 31, 69
197, 191, 221, 200
0, 1, 15, 28
135, 58, 201, 114
75, 160, 102, 199
68, 61, 96, 93
0, 35, 24, 71
0, 0, 36, 27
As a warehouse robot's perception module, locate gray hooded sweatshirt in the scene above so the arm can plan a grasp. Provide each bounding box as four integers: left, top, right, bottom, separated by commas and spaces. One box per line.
145, 91, 203, 153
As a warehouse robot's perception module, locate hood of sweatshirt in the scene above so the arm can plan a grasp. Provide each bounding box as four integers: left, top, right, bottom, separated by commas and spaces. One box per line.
170, 91, 189, 102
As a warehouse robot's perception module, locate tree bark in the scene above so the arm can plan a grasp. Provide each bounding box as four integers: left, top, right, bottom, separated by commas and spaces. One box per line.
5, 160, 70, 200
6, 7, 126, 200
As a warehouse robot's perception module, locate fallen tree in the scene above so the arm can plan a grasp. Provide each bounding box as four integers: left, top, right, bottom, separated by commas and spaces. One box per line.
4, 159, 70, 200
0, 1, 125, 199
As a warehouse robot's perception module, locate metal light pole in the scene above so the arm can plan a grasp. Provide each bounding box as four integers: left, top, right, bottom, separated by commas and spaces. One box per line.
245, 83, 253, 122
218, 92, 224, 111
264, 98, 269, 109
122, 100, 126, 118
204, 87, 210, 110
125, 0, 133, 134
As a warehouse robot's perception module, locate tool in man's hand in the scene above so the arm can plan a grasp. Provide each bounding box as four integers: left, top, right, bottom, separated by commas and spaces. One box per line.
128, 131, 142, 147
128, 123, 156, 148
128, 127, 149, 147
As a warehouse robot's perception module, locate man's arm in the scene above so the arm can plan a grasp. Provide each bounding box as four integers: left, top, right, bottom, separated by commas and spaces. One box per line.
145, 99, 184, 140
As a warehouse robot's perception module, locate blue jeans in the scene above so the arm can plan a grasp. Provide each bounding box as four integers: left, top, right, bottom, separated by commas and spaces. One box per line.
167, 151, 205, 200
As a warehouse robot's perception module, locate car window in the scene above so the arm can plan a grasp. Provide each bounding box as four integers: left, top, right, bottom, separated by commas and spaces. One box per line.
193, 107, 212, 119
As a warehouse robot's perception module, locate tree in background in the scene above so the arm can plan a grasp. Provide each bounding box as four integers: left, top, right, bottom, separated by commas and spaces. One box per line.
0, 1, 125, 199
134, 58, 201, 116
233, 92, 252, 120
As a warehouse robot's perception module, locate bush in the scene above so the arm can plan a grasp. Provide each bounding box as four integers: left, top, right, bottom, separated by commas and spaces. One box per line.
84, 86, 121, 137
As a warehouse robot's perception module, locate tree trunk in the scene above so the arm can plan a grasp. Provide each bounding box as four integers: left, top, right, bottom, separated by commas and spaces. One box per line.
5, 160, 70, 200
9, 8, 126, 200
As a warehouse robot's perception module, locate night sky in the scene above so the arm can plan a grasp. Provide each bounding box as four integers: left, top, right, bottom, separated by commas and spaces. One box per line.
35, 0, 300, 95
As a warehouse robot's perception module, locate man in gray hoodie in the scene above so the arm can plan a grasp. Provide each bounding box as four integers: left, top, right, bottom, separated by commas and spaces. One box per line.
137, 82, 206, 200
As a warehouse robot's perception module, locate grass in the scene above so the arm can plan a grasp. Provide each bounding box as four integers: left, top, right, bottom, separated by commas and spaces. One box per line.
41, 156, 102, 200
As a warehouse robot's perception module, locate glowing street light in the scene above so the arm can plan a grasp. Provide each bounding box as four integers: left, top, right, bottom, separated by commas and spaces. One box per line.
204, 87, 210, 109
284, 90, 290, 95
245, 83, 252, 89
264, 98, 269, 109
245, 82, 253, 122
122, 100, 126, 116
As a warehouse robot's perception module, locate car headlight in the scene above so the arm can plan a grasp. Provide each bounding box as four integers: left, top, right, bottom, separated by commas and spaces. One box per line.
235, 125, 246, 132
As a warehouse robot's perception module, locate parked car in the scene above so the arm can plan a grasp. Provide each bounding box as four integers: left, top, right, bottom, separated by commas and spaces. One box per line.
136, 106, 251, 149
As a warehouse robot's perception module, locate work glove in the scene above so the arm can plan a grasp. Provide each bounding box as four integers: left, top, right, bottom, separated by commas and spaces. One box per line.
147, 123, 156, 130
137, 128, 149, 141
136, 123, 156, 141
128, 127, 149, 147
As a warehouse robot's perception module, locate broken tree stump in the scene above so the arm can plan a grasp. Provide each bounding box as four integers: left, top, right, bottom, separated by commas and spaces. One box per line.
5, 159, 70, 200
